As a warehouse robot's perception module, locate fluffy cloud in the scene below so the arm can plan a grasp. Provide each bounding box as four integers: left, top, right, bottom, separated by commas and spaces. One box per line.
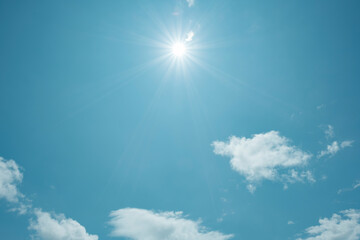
186, 0, 194, 7
212, 131, 312, 191
109, 208, 233, 240
318, 140, 353, 158
0, 157, 23, 203
29, 209, 98, 240
297, 209, 360, 240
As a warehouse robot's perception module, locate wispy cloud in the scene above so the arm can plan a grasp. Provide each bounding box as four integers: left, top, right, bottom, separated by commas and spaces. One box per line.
212, 131, 312, 192
297, 209, 360, 240
29, 209, 98, 240
337, 180, 360, 194
316, 104, 325, 110
288, 220, 295, 225
341, 140, 353, 148
109, 208, 234, 240
318, 140, 353, 158
324, 125, 335, 139
282, 170, 315, 190
186, 0, 194, 7
185, 31, 194, 42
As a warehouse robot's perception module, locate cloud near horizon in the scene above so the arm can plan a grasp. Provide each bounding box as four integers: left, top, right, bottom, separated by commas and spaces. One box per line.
297, 209, 360, 240
212, 131, 313, 192
109, 208, 234, 240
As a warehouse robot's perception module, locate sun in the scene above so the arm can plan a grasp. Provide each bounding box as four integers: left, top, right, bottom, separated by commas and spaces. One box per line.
171, 42, 186, 57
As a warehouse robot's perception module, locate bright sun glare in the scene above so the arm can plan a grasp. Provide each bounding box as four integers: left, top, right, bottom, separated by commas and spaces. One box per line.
172, 42, 186, 57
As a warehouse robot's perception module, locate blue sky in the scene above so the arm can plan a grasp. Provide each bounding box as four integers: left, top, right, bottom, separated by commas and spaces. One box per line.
1, 0, 360, 239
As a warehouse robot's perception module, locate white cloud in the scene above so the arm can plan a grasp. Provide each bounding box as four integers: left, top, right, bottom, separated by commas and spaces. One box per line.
9, 202, 32, 215
318, 140, 353, 158
29, 209, 98, 240
288, 220, 295, 225
282, 170, 315, 190
297, 209, 360, 240
0, 157, 23, 203
284, 170, 315, 183
320, 141, 340, 157
338, 180, 360, 194
341, 140, 353, 148
109, 208, 233, 240
185, 31, 194, 42
212, 131, 312, 191
186, 0, 194, 7
324, 125, 335, 139
247, 184, 257, 193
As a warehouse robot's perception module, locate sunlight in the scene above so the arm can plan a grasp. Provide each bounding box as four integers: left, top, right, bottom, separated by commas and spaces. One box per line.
171, 42, 186, 57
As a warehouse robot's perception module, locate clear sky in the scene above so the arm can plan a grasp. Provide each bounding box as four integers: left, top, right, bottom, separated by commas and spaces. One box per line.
1, 0, 360, 239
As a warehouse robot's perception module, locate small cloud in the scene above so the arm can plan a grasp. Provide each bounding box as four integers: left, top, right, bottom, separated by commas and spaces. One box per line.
341, 140, 353, 148
247, 184, 257, 194
282, 170, 315, 190
282, 170, 315, 184
185, 31, 194, 42
324, 125, 335, 139
318, 140, 353, 158
217, 212, 230, 223
186, 0, 194, 7
9, 202, 32, 215
288, 220, 295, 225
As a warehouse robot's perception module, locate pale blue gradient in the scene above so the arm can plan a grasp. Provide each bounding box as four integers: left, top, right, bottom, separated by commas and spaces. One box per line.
0, 0, 360, 239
